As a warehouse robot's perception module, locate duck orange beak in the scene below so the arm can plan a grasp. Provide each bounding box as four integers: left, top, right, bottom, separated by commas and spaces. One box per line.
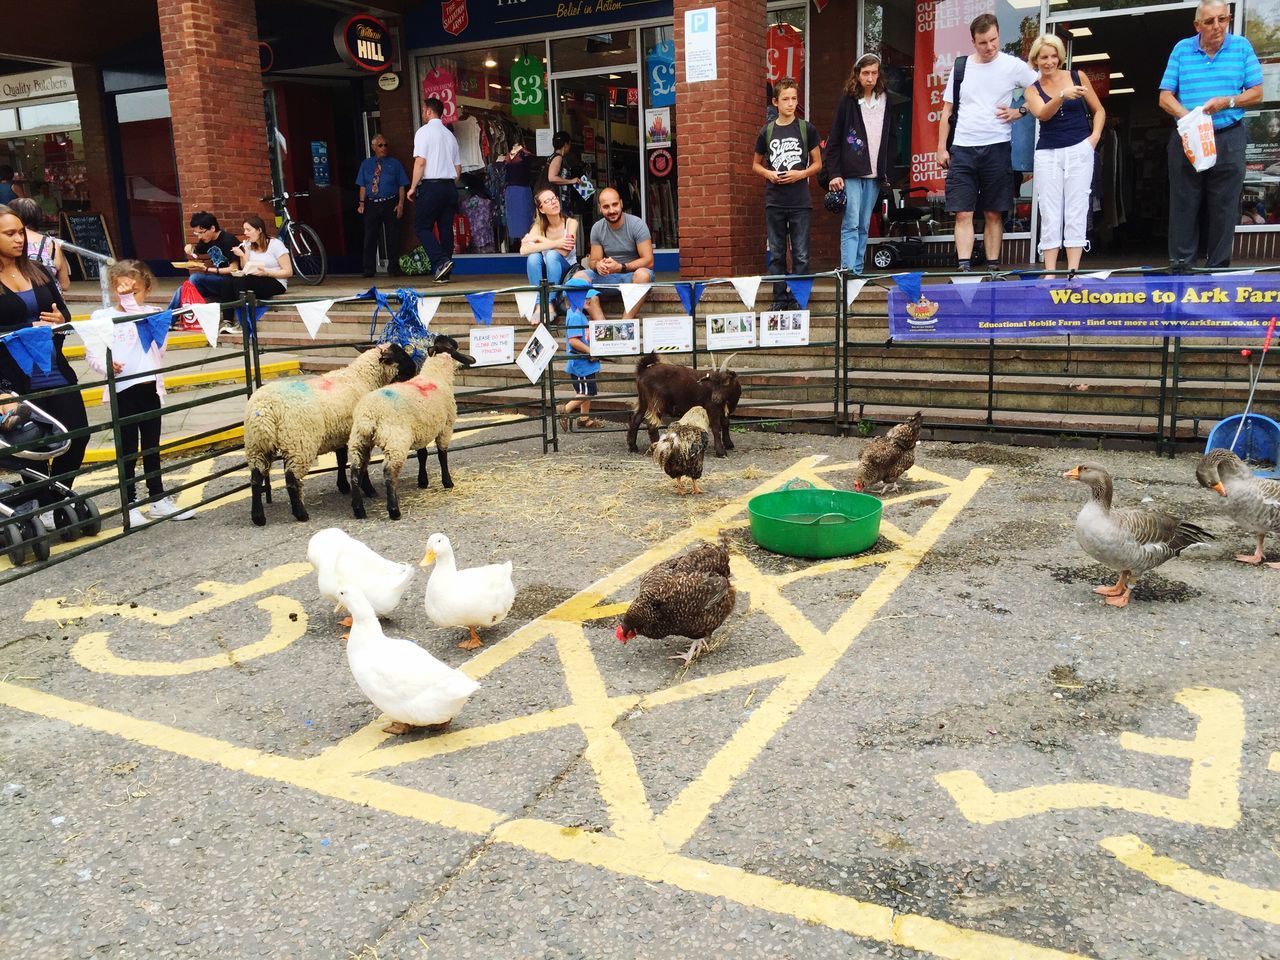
1212, 482, 1227, 497
420, 548, 436, 567
1062, 467, 1081, 479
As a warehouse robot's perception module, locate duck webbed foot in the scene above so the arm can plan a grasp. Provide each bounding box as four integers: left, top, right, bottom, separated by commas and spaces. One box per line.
458, 626, 484, 651
382, 721, 416, 735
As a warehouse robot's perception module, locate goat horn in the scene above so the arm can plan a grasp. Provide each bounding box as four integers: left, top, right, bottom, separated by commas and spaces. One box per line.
720, 353, 738, 373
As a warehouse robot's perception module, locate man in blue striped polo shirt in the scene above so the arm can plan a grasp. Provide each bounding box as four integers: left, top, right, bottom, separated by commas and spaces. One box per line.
1158, 0, 1263, 268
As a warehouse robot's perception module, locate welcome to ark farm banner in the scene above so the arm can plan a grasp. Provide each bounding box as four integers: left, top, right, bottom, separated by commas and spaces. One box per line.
888, 275, 1280, 340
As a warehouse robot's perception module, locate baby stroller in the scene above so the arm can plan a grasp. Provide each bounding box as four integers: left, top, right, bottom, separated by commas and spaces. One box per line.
0, 398, 101, 566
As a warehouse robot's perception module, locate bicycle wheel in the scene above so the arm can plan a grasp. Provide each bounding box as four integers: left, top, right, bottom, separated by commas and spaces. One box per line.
284, 222, 327, 286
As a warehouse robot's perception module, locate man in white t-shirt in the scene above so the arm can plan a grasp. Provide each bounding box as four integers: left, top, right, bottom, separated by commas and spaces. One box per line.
937, 13, 1037, 271
407, 97, 462, 284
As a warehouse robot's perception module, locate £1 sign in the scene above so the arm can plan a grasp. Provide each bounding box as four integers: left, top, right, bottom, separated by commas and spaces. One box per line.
765, 24, 804, 89
510, 57, 545, 117
646, 40, 676, 108
422, 67, 458, 123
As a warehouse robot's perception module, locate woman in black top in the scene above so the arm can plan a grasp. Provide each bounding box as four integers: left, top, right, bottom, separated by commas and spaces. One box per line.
0, 204, 88, 488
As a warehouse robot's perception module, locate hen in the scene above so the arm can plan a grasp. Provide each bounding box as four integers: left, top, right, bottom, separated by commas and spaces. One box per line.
852, 411, 922, 493
651, 405, 711, 495
616, 532, 736, 662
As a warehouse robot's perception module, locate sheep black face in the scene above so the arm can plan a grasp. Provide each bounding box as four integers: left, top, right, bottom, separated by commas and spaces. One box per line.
428, 334, 477, 367
381, 342, 418, 382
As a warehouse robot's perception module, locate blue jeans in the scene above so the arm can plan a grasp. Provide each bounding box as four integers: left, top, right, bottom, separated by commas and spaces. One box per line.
526, 250, 574, 287
167, 272, 234, 309
765, 206, 811, 304
840, 178, 881, 274
413, 179, 458, 267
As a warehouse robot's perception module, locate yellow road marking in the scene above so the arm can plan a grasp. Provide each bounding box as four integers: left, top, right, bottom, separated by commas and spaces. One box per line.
79, 360, 298, 405
1101, 834, 1280, 925
70, 595, 307, 676
937, 687, 1244, 829
64, 332, 209, 359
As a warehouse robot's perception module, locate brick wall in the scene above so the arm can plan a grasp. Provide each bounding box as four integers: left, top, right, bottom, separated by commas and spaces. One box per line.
674, 0, 766, 279
71, 64, 120, 252
157, 0, 273, 229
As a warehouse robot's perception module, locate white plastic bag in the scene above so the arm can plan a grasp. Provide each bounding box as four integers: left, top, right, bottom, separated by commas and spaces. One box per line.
1177, 107, 1218, 172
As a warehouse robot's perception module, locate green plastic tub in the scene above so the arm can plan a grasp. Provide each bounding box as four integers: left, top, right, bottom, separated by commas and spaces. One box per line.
747, 479, 883, 559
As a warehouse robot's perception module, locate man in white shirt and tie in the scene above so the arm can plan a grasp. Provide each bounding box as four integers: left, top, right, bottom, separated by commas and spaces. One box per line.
407, 97, 462, 283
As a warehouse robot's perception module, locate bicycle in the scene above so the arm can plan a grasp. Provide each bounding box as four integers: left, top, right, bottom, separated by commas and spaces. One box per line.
261, 191, 328, 286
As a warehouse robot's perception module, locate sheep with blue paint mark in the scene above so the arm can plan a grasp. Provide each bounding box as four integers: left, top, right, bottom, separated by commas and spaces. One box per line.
348, 334, 476, 521
244, 342, 417, 526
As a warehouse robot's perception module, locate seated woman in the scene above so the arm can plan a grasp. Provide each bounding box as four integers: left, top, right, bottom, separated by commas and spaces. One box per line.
520, 187, 580, 316
231, 215, 293, 300
0, 203, 87, 494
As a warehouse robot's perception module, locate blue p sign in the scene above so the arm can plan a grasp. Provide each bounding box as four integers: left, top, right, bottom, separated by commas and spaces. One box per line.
691, 11, 710, 32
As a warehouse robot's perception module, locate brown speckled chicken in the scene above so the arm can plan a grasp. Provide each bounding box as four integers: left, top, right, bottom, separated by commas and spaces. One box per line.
852, 411, 922, 493
651, 405, 711, 495
615, 532, 736, 662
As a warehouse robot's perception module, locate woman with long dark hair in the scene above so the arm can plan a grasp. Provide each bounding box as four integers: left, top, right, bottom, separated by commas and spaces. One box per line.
823, 54, 894, 275
231, 216, 293, 300
0, 203, 88, 491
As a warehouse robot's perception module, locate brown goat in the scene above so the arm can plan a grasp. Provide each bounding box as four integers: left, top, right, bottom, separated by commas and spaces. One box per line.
627, 352, 741, 458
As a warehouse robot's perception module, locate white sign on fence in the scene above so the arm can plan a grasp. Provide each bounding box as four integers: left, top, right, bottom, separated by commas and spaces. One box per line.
517, 325, 558, 384
469, 325, 515, 366
588, 319, 641, 357
705, 312, 756, 351
642, 314, 693, 353
759, 310, 810, 348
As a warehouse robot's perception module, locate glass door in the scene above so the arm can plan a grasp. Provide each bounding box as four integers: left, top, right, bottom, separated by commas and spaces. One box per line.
551, 71, 643, 241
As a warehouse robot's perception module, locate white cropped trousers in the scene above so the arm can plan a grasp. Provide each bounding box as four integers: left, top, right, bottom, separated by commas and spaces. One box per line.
1034, 138, 1094, 253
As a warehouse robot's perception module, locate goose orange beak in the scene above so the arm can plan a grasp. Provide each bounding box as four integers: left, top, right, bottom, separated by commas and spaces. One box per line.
1062, 467, 1081, 479
420, 548, 436, 567
1212, 482, 1227, 497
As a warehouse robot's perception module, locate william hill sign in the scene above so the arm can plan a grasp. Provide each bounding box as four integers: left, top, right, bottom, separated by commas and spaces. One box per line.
334, 13, 392, 73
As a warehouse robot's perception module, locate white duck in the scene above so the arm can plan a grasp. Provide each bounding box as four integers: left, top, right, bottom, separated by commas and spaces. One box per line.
338, 585, 479, 735
308, 528, 415, 627
421, 532, 516, 650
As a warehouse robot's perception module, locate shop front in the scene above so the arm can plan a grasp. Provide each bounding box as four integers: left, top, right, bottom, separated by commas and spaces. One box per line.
0, 67, 90, 229
405, 0, 813, 274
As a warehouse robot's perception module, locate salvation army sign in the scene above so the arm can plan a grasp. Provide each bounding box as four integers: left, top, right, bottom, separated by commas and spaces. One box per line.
333, 13, 391, 73
888, 275, 1280, 340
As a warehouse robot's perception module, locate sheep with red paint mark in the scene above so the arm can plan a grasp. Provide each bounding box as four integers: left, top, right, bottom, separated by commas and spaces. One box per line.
244, 342, 417, 526
348, 334, 476, 520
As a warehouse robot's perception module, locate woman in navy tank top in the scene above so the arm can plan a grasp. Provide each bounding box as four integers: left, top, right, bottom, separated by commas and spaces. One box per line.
1024, 34, 1106, 273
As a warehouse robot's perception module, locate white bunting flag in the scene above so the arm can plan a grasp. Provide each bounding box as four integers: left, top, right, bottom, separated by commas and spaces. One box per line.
619, 283, 652, 316
187, 303, 224, 348
950, 274, 984, 306
295, 299, 335, 340
1087, 270, 1113, 281
730, 276, 762, 310
845, 277, 869, 307
69, 316, 116, 361
514, 289, 540, 323
417, 296, 441, 329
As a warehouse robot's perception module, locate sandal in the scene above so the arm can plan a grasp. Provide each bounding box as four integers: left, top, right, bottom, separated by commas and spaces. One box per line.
577, 417, 606, 429
556, 406, 571, 431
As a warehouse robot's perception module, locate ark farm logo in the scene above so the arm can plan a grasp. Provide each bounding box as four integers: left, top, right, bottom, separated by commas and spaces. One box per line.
904, 296, 940, 328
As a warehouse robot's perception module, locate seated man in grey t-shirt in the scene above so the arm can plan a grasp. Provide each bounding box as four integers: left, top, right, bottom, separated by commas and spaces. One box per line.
574, 187, 654, 321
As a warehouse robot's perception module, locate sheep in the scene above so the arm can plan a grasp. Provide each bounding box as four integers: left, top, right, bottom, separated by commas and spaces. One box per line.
627, 352, 741, 458
347, 334, 476, 521
245, 342, 417, 526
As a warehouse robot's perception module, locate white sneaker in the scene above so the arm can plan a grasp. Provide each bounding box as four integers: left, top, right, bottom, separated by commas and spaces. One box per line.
219, 322, 239, 335
38, 510, 55, 531
127, 508, 148, 527
149, 496, 194, 520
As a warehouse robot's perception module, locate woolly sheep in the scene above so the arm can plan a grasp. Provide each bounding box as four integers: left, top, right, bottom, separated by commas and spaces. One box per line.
348, 334, 475, 521
245, 342, 416, 526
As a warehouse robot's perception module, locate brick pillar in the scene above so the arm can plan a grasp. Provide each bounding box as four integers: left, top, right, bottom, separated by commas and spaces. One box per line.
377, 73, 418, 255
674, 0, 766, 279
157, 0, 273, 227
71, 64, 120, 250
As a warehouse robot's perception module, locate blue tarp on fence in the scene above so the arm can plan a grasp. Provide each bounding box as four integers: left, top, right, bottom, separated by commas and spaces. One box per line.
888, 276, 1280, 340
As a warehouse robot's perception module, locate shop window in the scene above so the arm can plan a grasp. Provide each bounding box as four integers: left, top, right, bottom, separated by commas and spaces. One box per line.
0, 109, 15, 134
418, 44, 553, 254
643, 25, 677, 248
17, 99, 80, 132
863, 0, 1036, 236
115, 90, 179, 260
766, 6, 807, 117
0, 129, 89, 229
550, 32, 637, 73
1244, 6, 1280, 227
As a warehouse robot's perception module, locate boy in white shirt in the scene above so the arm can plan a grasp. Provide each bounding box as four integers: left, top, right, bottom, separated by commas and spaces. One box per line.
937, 13, 1038, 271
86, 260, 194, 526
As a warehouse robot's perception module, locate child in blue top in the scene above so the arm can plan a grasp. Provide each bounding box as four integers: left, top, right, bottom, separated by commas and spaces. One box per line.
558, 279, 603, 430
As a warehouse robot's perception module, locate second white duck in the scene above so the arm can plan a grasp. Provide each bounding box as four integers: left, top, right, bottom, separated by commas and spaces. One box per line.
308, 527, 415, 627
421, 532, 516, 650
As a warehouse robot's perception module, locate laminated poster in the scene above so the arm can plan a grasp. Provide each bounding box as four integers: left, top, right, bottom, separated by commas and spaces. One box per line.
760, 310, 810, 347
517, 325, 558, 384
705, 312, 757, 351
642, 315, 693, 354
588, 319, 641, 357
468, 325, 515, 367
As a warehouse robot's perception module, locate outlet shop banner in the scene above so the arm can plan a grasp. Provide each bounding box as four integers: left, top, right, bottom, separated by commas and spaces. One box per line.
887, 275, 1280, 340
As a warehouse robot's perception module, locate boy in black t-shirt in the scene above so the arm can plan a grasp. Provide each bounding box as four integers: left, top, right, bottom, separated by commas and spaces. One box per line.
753, 79, 821, 310
167, 210, 241, 311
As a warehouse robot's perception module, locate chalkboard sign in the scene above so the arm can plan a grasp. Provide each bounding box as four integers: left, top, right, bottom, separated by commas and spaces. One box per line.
60, 212, 115, 280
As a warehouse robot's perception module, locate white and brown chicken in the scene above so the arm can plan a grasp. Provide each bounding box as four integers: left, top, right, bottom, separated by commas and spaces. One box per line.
651, 405, 712, 495
851, 411, 922, 494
